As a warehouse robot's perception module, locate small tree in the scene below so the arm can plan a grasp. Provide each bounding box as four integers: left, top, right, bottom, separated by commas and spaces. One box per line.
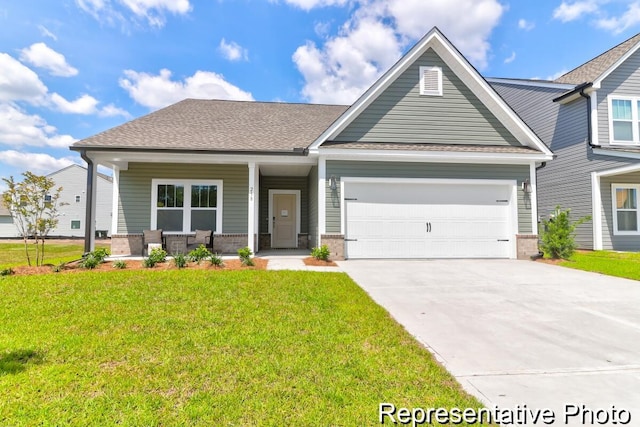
540, 206, 591, 260
2, 172, 65, 266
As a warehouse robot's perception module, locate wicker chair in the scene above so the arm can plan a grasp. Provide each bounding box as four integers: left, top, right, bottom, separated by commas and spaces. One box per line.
186, 229, 213, 252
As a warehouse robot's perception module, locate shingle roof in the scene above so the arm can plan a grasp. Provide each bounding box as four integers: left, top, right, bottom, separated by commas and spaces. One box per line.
72, 99, 348, 152
321, 141, 540, 154
555, 33, 640, 84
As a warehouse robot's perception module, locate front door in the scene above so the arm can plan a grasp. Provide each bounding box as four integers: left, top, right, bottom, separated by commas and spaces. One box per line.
272, 193, 297, 248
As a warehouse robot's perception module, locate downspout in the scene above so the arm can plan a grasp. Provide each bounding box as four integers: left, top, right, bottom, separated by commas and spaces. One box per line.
80, 150, 94, 254
579, 87, 599, 148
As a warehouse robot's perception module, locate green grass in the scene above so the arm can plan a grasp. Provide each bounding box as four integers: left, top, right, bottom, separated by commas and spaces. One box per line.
0, 241, 109, 268
559, 250, 640, 280
0, 270, 482, 426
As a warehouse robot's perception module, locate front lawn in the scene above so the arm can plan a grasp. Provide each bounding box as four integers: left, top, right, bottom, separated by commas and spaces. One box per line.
559, 250, 640, 281
0, 241, 109, 268
0, 270, 481, 425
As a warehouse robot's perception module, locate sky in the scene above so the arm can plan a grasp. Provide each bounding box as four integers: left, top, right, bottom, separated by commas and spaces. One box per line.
2, 0, 640, 189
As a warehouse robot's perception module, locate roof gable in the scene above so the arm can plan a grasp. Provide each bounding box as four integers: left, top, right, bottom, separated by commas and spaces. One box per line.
310, 27, 551, 156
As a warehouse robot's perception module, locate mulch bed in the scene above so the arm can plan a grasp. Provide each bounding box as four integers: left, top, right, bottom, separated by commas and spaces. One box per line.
7, 258, 268, 276
302, 257, 338, 267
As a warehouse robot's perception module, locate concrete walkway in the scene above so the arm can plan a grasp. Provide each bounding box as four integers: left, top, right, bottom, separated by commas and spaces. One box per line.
339, 259, 640, 425
261, 252, 343, 272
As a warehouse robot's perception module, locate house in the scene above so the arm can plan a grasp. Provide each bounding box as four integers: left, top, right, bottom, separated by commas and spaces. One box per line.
70, 27, 553, 259
0, 164, 113, 238
490, 33, 640, 251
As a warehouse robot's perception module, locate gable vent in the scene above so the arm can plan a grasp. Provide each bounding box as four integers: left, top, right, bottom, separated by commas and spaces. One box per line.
420, 66, 442, 96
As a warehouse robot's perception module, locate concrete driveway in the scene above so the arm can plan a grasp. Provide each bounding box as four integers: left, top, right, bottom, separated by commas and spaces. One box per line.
339, 259, 640, 425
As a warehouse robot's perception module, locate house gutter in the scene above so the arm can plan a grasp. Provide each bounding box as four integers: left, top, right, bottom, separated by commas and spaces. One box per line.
79, 150, 94, 254
69, 146, 310, 156
578, 86, 600, 148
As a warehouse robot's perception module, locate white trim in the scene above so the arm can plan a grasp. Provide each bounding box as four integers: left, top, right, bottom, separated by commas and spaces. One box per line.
88, 165, 97, 251
150, 179, 223, 234
607, 95, 640, 145
591, 172, 603, 250
268, 189, 301, 248
611, 183, 640, 235
314, 148, 552, 164
254, 164, 260, 251
308, 28, 552, 157
594, 162, 640, 178
111, 165, 120, 235
89, 151, 316, 167
486, 77, 575, 90
530, 162, 538, 236
591, 90, 599, 147
340, 177, 519, 259
248, 163, 256, 252
593, 39, 640, 88
318, 156, 326, 239
419, 66, 442, 96
593, 148, 640, 160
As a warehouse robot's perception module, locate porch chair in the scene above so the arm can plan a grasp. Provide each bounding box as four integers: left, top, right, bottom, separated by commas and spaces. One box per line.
142, 229, 166, 256
187, 229, 214, 252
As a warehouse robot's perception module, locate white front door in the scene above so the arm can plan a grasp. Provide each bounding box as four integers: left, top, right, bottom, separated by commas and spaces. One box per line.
344, 180, 515, 259
272, 193, 298, 248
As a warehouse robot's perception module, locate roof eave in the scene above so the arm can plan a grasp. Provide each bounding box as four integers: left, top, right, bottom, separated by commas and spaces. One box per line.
552, 82, 594, 104
70, 146, 310, 156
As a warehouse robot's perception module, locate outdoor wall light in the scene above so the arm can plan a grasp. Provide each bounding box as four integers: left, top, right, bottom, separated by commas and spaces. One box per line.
329, 175, 337, 190
522, 179, 532, 194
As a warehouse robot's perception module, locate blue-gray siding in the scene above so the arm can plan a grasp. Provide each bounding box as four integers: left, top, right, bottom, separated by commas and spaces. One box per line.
118, 163, 248, 234
333, 49, 522, 146
601, 171, 640, 251
325, 160, 532, 234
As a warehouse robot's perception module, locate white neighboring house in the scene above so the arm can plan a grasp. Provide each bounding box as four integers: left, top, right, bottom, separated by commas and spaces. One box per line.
0, 164, 113, 238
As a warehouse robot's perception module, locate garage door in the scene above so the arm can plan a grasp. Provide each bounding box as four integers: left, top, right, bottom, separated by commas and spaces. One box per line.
344, 180, 515, 259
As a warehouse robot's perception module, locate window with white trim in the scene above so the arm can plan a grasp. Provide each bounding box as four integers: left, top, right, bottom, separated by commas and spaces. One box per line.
612, 184, 640, 234
71, 220, 81, 230
419, 66, 442, 96
151, 179, 222, 233
608, 96, 640, 144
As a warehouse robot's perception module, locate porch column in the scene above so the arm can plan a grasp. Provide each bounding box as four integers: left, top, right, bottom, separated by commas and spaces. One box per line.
81, 152, 97, 253
318, 156, 326, 245
248, 162, 256, 253
530, 162, 538, 235
111, 165, 120, 236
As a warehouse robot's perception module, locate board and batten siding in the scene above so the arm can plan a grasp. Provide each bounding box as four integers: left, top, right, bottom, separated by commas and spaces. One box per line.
259, 176, 309, 234
118, 163, 248, 234
332, 49, 522, 147
597, 49, 640, 146
308, 166, 318, 248
325, 161, 532, 234
600, 171, 640, 251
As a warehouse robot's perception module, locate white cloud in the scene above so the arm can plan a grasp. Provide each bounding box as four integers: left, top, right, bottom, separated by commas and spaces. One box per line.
50, 93, 131, 118
552, 1, 599, 22
219, 39, 248, 62
547, 69, 569, 80
99, 104, 132, 118
0, 150, 79, 174
504, 51, 516, 64
20, 43, 78, 77
38, 25, 58, 41
293, 0, 504, 104
281, 0, 349, 11
75, 0, 191, 28
119, 68, 253, 109
518, 18, 535, 31
0, 103, 76, 149
596, 2, 640, 34
0, 53, 48, 104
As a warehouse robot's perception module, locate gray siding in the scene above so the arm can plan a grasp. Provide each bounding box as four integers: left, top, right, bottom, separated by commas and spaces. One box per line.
325, 160, 532, 234
308, 166, 318, 248
601, 172, 640, 251
333, 49, 522, 146
0, 216, 19, 238
118, 163, 248, 234
259, 176, 309, 234
492, 82, 639, 249
597, 49, 640, 145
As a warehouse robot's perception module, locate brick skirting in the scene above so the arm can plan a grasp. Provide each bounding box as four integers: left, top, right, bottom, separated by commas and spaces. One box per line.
111, 233, 255, 256
320, 234, 345, 260
516, 234, 539, 260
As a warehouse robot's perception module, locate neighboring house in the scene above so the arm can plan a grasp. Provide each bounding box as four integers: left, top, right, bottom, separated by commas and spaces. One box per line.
0, 164, 113, 238
491, 33, 640, 251
71, 27, 553, 259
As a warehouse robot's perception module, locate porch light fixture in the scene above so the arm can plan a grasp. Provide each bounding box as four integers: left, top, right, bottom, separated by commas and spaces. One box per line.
522, 179, 533, 194
329, 175, 337, 191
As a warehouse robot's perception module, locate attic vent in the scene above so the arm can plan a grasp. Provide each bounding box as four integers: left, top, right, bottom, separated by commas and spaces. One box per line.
420, 66, 442, 96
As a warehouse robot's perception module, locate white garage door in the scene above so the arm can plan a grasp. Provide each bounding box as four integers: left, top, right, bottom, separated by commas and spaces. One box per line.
344, 180, 516, 259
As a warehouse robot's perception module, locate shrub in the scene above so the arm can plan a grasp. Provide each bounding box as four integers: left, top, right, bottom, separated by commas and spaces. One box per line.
540, 206, 591, 259
51, 262, 65, 273
188, 244, 211, 264
142, 257, 156, 268
210, 253, 224, 268
148, 247, 167, 264
0, 267, 14, 276
112, 260, 127, 269
237, 246, 254, 267
91, 248, 110, 263
173, 253, 188, 269
79, 255, 100, 270
311, 245, 331, 262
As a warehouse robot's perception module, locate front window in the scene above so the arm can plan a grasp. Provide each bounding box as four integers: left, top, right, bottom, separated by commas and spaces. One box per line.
612, 184, 640, 234
609, 96, 640, 144
151, 179, 222, 233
